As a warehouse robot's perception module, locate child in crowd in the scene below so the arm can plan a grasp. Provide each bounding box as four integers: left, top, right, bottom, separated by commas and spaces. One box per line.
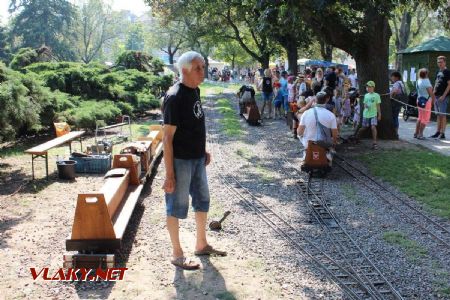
356, 80, 381, 149
334, 90, 343, 128
293, 97, 307, 140
272, 78, 282, 119
353, 97, 360, 130
287, 76, 296, 104
341, 91, 352, 124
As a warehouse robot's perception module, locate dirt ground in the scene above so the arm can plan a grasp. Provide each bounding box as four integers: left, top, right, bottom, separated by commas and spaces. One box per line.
1, 90, 449, 300
0, 134, 286, 300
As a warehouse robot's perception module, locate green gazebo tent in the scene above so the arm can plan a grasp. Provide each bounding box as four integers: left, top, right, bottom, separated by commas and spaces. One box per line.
398, 36, 450, 85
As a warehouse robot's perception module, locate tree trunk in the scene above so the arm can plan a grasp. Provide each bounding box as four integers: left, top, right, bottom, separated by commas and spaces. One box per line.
320, 40, 333, 61
260, 53, 270, 69
286, 42, 298, 74
394, 12, 412, 69
354, 20, 396, 139
168, 47, 175, 64
231, 55, 235, 70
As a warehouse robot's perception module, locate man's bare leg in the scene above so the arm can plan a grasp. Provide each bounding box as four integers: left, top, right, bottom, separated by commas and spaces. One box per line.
194, 211, 208, 251
167, 216, 183, 258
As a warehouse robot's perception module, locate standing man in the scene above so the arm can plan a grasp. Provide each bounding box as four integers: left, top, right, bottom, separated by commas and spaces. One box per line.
430, 56, 450, 139
163, 51, 226, 271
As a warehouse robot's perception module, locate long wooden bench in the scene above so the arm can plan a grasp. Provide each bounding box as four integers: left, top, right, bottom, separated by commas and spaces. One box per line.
25, 131, 85, 179
64, 126, 163, 268
66, 154, 141, 252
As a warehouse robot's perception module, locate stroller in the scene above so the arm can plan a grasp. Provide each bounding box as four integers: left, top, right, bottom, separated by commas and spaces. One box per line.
402, 91, 418, 121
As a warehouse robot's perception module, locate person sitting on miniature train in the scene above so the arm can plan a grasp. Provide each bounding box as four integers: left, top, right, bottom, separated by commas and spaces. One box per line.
163, 51, 226, 271
297, 91, 338, 165
237, 84, 256, 115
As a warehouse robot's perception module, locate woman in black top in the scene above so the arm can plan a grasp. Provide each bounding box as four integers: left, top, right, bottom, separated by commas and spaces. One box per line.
259, 68, 274, 118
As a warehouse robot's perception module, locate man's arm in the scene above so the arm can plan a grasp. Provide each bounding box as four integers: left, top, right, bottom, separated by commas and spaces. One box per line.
163, 125, 177, 193
377, 103, 381, 121
441, 79, 450, 100
331, 128, 338, 145
297, 125, 305, 136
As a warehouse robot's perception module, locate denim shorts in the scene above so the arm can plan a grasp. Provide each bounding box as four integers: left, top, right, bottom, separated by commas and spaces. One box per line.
362, 117, 378, 127
262, 92, 273, 102
165, 157, 210, 219
435, 96, 449, 116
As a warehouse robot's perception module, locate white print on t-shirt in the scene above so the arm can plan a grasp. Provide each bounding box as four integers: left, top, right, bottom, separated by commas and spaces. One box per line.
193, 101, 204, 119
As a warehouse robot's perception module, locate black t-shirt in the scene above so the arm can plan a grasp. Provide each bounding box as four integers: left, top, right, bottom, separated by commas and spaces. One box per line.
262, 77, 273, 93
325, 71, 337, 90
312, 78, 323, 95
434, 68, 450, 96
163, 82, 206, 159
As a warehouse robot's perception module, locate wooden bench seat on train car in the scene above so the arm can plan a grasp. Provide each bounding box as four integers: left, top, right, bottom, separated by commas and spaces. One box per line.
137, 125, 164, 160
66, 154, 141, 252
242, 103, 261, 125
301, 141, 331, 176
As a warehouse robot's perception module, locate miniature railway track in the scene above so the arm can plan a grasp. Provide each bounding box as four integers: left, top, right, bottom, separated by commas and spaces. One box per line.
278, 156, 403, 300
333, 155, 450, 250
204, 98, 403, 300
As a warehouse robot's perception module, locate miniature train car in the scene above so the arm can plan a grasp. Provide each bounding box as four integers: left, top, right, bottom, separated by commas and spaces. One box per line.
64, 125, 163, 269
237, 85, 261, 126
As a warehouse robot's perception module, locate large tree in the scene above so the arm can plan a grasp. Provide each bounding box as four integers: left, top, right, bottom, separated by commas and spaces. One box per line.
148, 0, 279, 69
75, 0, 121, 63
149, 18, 186, 65
259, 1, 313, 74
214, 40, 253, 70
126, 23, 145, 51
391, 3, 429, 69
9, 0, 77, 60
290, 0, 446, 139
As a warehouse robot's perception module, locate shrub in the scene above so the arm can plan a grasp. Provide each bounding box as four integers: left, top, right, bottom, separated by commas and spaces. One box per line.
61, 100, 122, 129
116, 50, 164, 74
9, 48, 38, 70
0, 63, 61, 141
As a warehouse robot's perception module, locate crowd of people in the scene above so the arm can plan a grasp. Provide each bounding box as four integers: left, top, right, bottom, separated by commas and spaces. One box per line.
251, 55, 449, 153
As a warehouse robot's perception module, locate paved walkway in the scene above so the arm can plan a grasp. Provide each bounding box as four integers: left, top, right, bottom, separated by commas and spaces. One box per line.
397, 115, 450, 156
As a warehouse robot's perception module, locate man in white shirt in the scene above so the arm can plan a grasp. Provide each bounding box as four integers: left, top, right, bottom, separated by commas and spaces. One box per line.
298, 91, 338, 150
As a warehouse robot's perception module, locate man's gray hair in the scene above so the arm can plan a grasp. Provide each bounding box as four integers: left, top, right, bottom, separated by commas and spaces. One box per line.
177, 51, 205, 80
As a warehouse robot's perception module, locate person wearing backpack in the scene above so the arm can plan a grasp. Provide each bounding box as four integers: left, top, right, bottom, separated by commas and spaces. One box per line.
389, 71, 407, 137
297, 91, 338, 163
414, 69, 436, 139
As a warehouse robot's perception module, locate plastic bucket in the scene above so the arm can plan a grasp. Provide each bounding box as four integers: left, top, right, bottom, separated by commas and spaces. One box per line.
56, 160, 77, 180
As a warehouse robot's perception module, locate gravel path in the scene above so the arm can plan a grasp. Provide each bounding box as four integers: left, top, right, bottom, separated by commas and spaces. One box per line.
0, 87, 449, 299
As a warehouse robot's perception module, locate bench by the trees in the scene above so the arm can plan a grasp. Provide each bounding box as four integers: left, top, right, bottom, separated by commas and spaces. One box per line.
24, 131, 85, 179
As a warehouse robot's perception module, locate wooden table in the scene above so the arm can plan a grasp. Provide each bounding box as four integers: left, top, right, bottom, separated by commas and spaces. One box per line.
25, 131, 85, 180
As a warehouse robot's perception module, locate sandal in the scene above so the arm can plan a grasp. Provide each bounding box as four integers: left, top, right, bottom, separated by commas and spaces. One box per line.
194, 245, 227, 257
372, 143, 378, 150
171, 257, 200, 270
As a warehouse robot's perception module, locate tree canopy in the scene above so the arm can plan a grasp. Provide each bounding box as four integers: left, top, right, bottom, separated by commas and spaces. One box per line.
9, 0, 78, 60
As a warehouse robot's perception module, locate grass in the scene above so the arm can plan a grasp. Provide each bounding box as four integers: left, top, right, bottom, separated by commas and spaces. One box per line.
383, 231, 428, 261
359, 149, 450, 219
255, 164, 275, 182
341, 183, 363, 205
235, 148, 253, 160
215, 98, 243, 137
433, 267, 450, 296
200, 82, 242, 96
